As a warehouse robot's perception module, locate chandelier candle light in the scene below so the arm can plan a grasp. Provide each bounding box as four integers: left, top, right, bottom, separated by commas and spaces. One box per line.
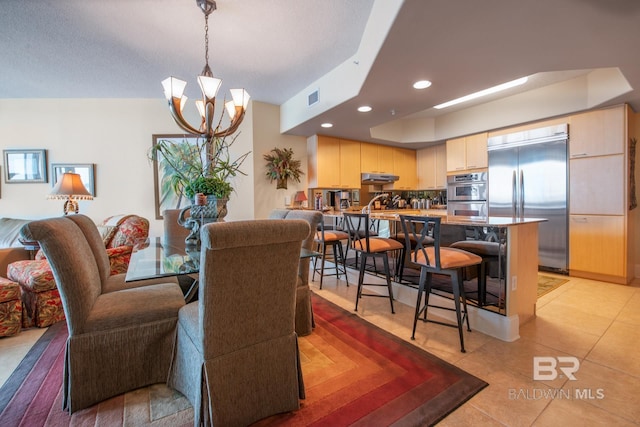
47, 172, 93, 215
161, 0, 250, 140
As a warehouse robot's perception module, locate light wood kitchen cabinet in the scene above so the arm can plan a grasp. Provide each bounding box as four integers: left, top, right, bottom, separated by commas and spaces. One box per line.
569, 215, 626, 278
307, 135, 361, 189
417, 144, 446, 189
360, 142, 393, 174
446, 132, 488, 172
570, 106, 625, 158
384, 147, 417, 190
570, 154, 625, 215
338, 138, 362, 188
566, 103, 635, 284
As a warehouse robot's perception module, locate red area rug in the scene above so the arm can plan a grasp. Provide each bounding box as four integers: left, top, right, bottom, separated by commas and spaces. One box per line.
0, 296, 487, 426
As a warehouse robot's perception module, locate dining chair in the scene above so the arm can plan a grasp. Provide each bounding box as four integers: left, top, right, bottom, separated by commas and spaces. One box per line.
269, 208, 323, 336
168, 219, 309, 426
342, 212, 404, 314
19, 215, 185, 413
399, 215, 482, 353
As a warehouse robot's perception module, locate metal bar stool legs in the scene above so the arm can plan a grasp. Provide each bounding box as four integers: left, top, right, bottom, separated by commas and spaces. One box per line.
355, 252, 395, 314
411, 267, 471, 352
313, 228, 349, 289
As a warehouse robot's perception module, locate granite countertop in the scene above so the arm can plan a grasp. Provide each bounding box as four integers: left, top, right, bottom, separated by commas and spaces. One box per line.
320, 207, 546, 227
369, 212, 547, 227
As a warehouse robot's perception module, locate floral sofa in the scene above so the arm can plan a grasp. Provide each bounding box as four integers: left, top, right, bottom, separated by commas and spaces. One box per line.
0, 218, 31, 337
8, 214, 150, 328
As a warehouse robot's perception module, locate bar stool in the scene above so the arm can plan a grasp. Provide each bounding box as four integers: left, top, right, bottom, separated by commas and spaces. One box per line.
342, 212, 404, 314
393, 229, 434, 283
312, 221, 349, 289
399, 215, 482, 353
341, 216, 379, 270
450, 239, 504, 307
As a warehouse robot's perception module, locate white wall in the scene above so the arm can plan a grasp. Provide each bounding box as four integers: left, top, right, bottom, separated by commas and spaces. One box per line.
0, 98, 301, 237
252, 102, 308, 219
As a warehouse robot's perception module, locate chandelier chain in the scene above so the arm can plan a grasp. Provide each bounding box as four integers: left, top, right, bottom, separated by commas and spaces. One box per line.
204, 14, 209, 68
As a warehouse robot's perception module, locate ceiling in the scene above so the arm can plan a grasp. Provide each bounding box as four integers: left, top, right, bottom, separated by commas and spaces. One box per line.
2, 0, 640, 148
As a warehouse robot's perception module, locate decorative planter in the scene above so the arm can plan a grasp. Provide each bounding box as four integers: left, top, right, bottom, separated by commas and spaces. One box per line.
276, 177, 288, 189
177, 195, 228, 247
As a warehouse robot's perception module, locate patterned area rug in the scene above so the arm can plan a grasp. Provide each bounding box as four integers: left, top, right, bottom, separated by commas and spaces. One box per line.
537, 275, 569, 298
0, 296, 487, 426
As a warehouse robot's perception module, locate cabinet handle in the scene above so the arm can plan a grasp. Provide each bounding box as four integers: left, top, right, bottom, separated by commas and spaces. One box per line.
571, 217, 588, 223
467, 165, 476, 169
571, 153, 588, 158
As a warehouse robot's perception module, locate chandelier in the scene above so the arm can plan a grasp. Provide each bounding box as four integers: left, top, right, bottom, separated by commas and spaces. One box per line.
162, 0, 250, 139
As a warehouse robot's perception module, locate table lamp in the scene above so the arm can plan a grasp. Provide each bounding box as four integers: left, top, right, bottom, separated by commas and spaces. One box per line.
294, 191, 307, 208
47, 172, 93, 215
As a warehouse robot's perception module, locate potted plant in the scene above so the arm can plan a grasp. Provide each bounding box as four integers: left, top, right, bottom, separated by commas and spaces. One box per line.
263, 147, 304, 189
149, 131, 250, 228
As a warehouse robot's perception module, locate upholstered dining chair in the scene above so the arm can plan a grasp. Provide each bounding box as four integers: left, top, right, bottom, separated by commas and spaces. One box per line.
168, 219, 309, 427
399, 215, 482, 353
19, 215, 185, 413
269, 208, 323, 336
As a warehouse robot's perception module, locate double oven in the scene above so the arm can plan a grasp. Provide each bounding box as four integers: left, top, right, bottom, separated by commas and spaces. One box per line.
447, 172, 488, 220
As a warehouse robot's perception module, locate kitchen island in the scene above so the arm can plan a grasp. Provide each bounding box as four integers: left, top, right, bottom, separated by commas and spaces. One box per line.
323, 209, 546, 342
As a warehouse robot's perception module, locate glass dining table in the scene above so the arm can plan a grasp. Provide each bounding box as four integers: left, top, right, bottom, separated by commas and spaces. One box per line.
125, 237, 320, 302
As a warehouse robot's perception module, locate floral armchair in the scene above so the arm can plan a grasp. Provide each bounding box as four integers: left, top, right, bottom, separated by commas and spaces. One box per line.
8, 214, 149, 328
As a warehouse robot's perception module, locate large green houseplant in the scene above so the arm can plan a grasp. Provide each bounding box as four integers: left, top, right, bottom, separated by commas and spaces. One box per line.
150, 133, 250, 203
150, 131, 250, 245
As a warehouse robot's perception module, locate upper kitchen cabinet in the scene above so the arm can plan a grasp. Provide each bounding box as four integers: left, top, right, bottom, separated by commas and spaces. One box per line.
360, 143, 394, 174
338, 138, 362, 188
417, 144, 447, 189
307, 135, 361, 189
384, 147, 417, 190
570, 106, 625, 158
446, 132, 488, 172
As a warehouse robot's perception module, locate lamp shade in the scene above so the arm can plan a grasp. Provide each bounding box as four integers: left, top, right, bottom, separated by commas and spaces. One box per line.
48, 173, 93, 200
294, 191, 307, 202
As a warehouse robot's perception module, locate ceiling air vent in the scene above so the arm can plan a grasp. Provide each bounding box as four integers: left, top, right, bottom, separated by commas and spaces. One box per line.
307, 89, 319, 107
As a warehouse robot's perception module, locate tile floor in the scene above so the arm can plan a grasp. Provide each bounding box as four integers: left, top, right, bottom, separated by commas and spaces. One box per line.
1, 268, 639, 426
309, 267, 640, 426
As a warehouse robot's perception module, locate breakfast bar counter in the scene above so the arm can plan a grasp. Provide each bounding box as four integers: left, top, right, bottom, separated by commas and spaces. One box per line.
322, 209, 546, 341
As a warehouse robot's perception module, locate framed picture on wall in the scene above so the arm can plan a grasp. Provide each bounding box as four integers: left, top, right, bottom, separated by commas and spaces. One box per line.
152, 134, 199, 220
3, 149, 48, 183
51, 163, 96, 196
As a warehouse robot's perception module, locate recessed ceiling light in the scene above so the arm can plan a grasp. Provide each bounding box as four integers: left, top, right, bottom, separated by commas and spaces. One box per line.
321, 123, 333, 128
357, 106, 372, 112
434, 76, 529, 109
413, 80, 432, 89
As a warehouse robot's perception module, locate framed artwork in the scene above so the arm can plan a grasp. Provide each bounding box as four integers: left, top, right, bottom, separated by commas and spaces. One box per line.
51, 163, 96, 196
3, 149, 48, 183
152, 134, 199, 220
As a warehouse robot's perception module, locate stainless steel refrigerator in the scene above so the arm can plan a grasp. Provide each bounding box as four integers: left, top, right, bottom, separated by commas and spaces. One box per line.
487, 124, 569, 272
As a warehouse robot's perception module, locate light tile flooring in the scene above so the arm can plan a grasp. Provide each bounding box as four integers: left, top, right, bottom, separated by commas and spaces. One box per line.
1, 268, 639, 426
309, 267, 640, 426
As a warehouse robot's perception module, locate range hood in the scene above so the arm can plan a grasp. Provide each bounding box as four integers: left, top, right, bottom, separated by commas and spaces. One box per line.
361, 172, 399, 184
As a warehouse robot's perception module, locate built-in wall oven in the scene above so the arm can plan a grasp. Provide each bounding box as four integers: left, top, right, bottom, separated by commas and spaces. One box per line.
447, 172, 488, 220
